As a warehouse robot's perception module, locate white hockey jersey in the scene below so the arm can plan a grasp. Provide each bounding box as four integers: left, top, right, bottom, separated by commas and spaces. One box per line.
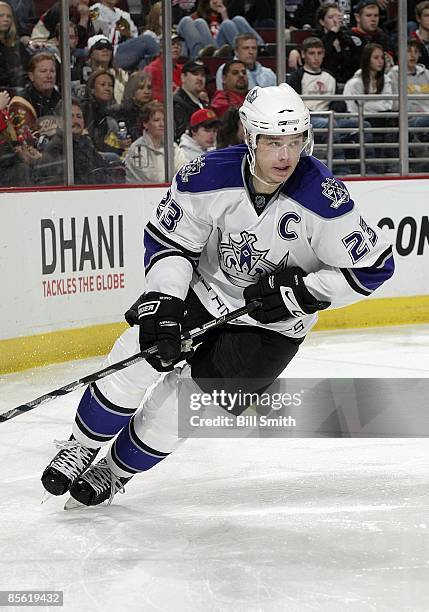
143, 145, 395, 339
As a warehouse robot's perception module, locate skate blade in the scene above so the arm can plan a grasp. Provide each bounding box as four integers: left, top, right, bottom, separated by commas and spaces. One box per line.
40, 490, 52, 505
64, 496, 87, 510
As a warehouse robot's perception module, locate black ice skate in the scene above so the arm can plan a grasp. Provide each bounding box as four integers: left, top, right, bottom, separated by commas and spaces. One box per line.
65, 458, 131, 508
41, 436, 100, 496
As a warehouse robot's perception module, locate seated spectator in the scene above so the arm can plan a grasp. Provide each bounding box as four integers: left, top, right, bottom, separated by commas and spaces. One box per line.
287, 36, 355, 174
411, 1, 429, 69
177, 0, 264, 59
179, 107, 220, 160
0, 1, 28, 90
5, 0, 36, 42
215, 33, 276, 90
173, 59, 209, 141
343, 42, 394, 172
343, 42, 393, 113
83, 34, 129, 104
89, 0, 159, 71
124, 100, 186, 183
31, 0, 94, 49
211, 59, 248, 117
216, 105, 244, 147
315, 2, 361, 85
351, 0, 393, 64
53, 22, 86, 99
390, 38, 429, 163
118, 72, 153, 141
143, 30, 184, 103
142, 0, 161, 43
22, 52, 61, 117
81, 68, 129, 158
0, 88, 36, 185
33, 98, 120, 185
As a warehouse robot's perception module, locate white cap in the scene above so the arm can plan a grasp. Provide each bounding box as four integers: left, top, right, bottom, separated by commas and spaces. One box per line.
86, 35, 113, 54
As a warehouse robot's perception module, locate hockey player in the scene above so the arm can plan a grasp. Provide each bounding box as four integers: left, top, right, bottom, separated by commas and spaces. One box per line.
41, 83, 395, 508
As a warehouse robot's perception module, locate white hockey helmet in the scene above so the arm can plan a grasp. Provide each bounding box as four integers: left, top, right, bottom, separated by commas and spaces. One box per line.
239, 83, 313, 175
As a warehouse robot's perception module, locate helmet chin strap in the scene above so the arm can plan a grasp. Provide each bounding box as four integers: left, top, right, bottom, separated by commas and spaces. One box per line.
246, 148, 284, 190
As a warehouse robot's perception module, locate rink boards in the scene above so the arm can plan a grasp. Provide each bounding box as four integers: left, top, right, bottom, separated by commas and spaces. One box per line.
1, 178, 428, 372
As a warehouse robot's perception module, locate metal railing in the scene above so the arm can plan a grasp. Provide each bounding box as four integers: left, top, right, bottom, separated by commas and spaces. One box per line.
304, 94, 429, 176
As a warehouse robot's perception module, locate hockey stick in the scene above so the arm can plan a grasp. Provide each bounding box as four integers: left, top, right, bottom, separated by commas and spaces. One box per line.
1, 301, 261, 423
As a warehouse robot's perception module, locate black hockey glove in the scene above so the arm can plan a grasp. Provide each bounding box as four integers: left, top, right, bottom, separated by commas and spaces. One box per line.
134, 292, 186, 372
243, 267, 330, 325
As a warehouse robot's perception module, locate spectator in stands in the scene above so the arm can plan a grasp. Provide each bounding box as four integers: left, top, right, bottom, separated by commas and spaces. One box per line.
215, 105, 244, 147
343, 42, 394, 171
315, 2, 361, 85
0, 1, 28, 89
352, 0, 393, 61
124, 100, 186, 183
390, 38, 429, 163
177, 0, 264, 59
0, 88, 35, 185
31, 0, 94, 49
215, 32, 276, 90
82, 68, 129, 158
144, 30, 184, 103
174, 59, 209, 141
5, 0, 36, 41
211, 59, 248, 117
118, 72, 153, 142
287, 36, 353, 174
89, 0, 159, 71
54, 22, 86, 99
33, 98, 119, 185
411, 1, 429, 69
179, 107, 220, 160
142, 0, 161, 44
343, 42, 393, 113
84, 34, 129, 104
22, 52, 61, 117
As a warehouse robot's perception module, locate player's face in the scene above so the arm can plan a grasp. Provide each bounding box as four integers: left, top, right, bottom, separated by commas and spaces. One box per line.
29, 60, 56, 94
255, 134, 304, 185
369, 48, 385, 73
193, 125, 217, 149
236, 39, 258, 67
302, 46, 325, 71
356, 6, 379, 32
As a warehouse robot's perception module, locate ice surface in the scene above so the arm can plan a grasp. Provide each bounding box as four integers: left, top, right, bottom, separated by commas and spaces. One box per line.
1, 325, 429, 612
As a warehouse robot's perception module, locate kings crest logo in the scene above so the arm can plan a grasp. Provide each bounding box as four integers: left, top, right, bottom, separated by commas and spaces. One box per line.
179, 156, 205, 183
246, 88, 258, 104
218, 230, 289, 287
321, 177, 350, 209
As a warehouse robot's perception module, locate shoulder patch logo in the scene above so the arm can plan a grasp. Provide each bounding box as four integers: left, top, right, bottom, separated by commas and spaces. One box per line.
321, 177, 350, 209
179, 156, 206, 183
